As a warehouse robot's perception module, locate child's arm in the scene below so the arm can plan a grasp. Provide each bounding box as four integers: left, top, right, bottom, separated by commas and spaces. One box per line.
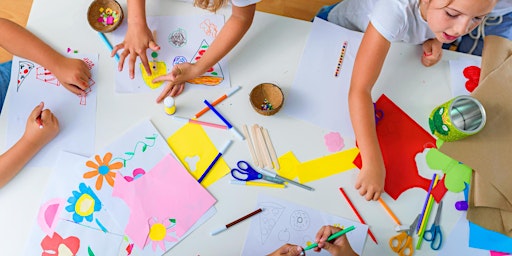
113, 0, 160, 79
153, 4, 256, 102
0, 102, 59, 188
348, 22, 390, 201
0, 18, 91, 95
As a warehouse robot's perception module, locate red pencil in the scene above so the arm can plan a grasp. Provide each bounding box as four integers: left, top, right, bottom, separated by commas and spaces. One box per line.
339, 187, 378, 244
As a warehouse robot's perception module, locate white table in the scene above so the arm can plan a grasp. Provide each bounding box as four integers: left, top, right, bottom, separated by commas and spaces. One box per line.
0, 0, 478, 255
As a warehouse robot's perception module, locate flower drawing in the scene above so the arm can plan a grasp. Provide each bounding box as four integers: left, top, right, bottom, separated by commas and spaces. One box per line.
146, 217, 178, 251
65, 183, 102, 223
84, 152, 123, 190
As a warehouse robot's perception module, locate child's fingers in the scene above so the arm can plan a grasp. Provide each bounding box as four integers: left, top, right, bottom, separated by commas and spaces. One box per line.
29, 102, 44, 120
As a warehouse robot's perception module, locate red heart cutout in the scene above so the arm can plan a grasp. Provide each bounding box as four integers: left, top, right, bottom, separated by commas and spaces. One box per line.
463, 66, 481, 92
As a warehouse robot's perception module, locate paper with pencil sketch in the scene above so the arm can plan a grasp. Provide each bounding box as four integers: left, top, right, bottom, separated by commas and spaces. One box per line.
241, 194, 368, 255
5, 54, 97, 168
111, 14, 230, 93
282, 17, 363, 140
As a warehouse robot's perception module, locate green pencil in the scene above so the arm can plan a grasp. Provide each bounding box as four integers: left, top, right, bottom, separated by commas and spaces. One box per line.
303, 225, 356, 251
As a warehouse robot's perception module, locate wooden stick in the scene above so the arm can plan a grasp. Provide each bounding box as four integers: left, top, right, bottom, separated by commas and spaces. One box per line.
262, 127, 280, 170
242, 124, 259, 167
255, 125, 273, 169
251, 124, 264, 168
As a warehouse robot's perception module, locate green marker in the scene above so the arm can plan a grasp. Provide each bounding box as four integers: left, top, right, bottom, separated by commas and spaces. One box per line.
302, 226, 356, 252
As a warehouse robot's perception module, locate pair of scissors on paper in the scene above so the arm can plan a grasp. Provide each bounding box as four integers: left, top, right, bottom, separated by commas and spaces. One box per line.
389, 215, 419, 256
231, 160, 284, 184
423, 201, 443, 250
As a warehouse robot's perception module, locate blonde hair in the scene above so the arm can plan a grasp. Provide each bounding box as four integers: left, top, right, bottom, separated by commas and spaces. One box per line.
194, 0, 229, 12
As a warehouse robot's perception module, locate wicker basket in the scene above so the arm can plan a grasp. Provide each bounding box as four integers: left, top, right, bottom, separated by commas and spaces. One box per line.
87, 0, 124, 33
250, 83, 284, 116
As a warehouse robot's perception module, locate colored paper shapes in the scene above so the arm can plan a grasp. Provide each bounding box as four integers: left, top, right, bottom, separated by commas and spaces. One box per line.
425, 146, 472, 192
277, 148, 359, 183
140, 61, 166, 89
463, 65, 481, 92
353, 94, 447, 202
38, 199, 66, 237
167, 123, 230, 187
40, 232, 80, 256
112, 154, 216, 251
324, 131, 345, 152
16, 60, 34, 91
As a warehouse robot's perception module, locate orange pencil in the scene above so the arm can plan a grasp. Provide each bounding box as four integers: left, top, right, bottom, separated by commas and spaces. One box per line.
194, 86, 241, 118
378, 197, 401, 225
339, 187, 378, 244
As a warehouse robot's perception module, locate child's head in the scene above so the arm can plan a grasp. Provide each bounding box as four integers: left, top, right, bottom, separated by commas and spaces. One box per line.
420, 0, 498, 43
194, 0, 229, 12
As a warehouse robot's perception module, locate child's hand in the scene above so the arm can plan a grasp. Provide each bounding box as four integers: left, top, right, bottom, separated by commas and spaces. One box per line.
355, 161, 385, 201
421, 39, 443, 67
53, 58, 92, 96
22, 102, 59, 148
153, 63, 200, 102
267, 244, 303, 256
313, 226, 359, 256
113, 23, 160, 79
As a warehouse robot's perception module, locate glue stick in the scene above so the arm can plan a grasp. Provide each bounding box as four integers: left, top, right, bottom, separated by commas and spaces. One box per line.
164, 96, 176, 115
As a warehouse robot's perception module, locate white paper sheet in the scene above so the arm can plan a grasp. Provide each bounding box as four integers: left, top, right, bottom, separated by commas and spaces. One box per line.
241, 194, 368, 255
5, 54, 97, 167
449, 58, 481, 97
282, 17, 363, 139
438, 212, 489, 256
111, 14, 230, 93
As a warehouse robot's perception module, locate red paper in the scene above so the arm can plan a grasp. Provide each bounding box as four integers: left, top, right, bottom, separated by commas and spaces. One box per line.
353, 94, 447, 202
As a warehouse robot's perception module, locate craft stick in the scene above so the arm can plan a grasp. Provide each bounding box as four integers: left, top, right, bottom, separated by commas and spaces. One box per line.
416, 173, 438, 232
339, 187, 378, 244
378, 198, 401, 226
195, 86, 241, 118
251, 125, 265, 168
242, 124, 259, 167
256, 125, 273, 169
262, 127, 280, 170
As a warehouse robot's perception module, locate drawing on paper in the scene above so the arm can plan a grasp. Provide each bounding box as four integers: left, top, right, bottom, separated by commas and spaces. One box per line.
124, 168, 146, 182
83, 152, 123, 190
173, 56, 187, 66
16, 60, 35, 91
187, 40, 224, 86
111, 134, 158, 167
38, 198, 66, 236
168, 28, 187, 48
40, 232, 80, 255
146, 217, 178, 251
200, 19, 218, 38
290, 210, 310, 231
140, 61, 167, 89
258, 202, 285, 244
36, 66, 60, 86
65, 183, 103, 224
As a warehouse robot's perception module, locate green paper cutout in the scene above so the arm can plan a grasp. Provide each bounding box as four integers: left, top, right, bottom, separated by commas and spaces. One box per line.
426, 148, 472, 192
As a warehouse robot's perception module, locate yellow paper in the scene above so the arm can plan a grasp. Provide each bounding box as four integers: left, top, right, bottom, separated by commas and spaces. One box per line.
277, 148, 359, 184
140, 61, 166, 89
167, 123, 230, 187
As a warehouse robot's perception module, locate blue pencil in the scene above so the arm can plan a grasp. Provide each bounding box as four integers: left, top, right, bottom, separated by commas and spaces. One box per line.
203, 100, 245, 140
98, 32, 120, 62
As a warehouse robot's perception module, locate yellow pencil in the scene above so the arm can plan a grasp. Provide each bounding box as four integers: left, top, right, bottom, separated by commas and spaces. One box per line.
230, 180, 285, 189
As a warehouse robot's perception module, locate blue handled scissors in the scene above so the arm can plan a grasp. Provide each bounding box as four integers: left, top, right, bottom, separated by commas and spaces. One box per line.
389, 214, 419, 256
423, 201, 443, 250
231, 161, 284, 184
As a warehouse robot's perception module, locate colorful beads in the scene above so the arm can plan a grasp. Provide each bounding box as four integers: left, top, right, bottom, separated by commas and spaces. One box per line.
97, 7, 120, 26
260, 99, 273, 111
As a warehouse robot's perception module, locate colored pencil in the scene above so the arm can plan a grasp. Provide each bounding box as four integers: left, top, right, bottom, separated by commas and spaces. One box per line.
416, 173, 437, 232
173, 116, 228, 130
204, 99, 244, 140
195, 86, 241, 118
339, 187, 378, 244
98, 32, 119, 62
210, 208, 263, 235
230, 180, 285, 189
378, 197, 401, 226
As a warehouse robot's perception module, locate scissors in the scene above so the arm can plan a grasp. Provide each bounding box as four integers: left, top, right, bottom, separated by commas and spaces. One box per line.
389, 214, 419, 256
231, 161, 284, 184
423, 201, 443, 250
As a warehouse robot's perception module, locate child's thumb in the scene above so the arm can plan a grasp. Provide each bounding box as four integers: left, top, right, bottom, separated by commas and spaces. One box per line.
30, 102, 44, 119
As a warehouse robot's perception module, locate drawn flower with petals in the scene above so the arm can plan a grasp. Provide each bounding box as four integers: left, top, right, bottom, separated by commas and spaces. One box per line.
84, 152, 123, 190
147, 217, 178, 251
65, 183, 102, 223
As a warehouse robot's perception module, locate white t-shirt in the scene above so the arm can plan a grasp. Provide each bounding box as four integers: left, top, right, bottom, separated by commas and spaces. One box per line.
327, 0, 435, 45
490, 0, 512, 16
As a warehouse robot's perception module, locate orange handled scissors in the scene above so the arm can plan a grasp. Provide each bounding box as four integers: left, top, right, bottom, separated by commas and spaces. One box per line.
389, 215, 419, 256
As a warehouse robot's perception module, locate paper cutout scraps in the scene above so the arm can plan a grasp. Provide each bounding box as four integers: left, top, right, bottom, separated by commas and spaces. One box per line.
167, 123, 230, 187
83, 152, 123, 191
124, 168, 146, 182
463, 65, 481, 92
353, 94, 447, 202
65, 183, 103, 225
112, 154, 216, 251
425, 143, 472, 192
277, 148, 359, 183
187, 40, 224, 85
140, 61, 167, 89
324, 132, 345, 152
38, 198, 66, 237
16, 60, 35, 91
145, 217, 178, 251
40, 232, 80, 256
491, 251, 511, 256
